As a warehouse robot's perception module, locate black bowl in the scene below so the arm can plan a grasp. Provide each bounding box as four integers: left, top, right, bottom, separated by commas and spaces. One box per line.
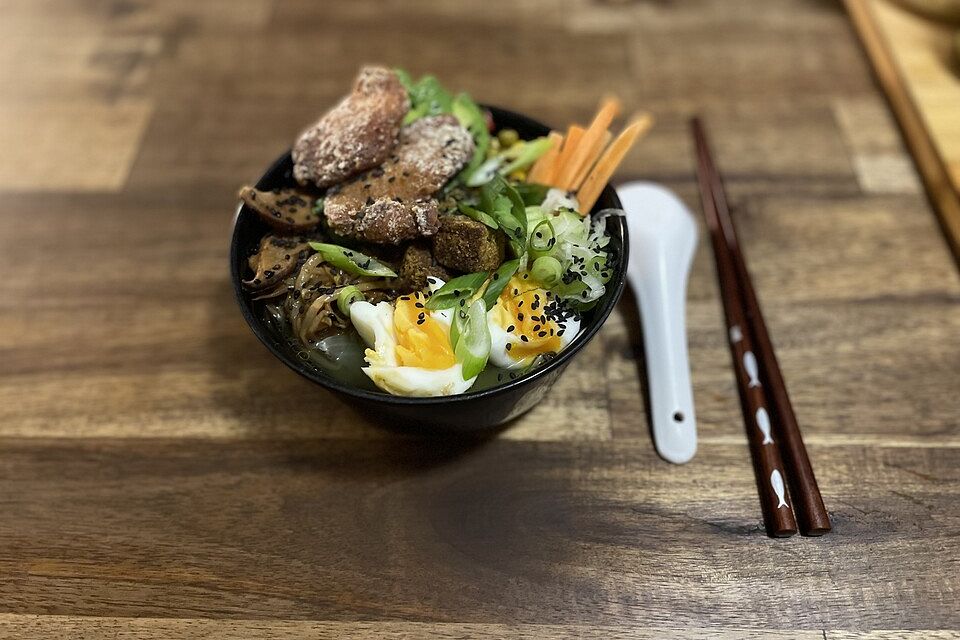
230, 106, 628, 432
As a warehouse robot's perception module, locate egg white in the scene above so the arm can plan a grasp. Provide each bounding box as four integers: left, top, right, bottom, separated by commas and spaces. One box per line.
349, 287, 477, 397
486, 284, 581, 371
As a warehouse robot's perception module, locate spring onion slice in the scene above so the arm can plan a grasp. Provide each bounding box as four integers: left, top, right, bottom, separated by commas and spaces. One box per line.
309, 242, 397, 278
336, 286, 365, 317
531, 256, 563, 286
528, 218, 556, 259
425, 271, 489, 310
453, 298, 491, 380
482, 259, 521, 309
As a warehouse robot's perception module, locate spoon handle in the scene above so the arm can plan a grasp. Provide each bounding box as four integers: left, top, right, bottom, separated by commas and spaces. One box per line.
631, 269, 697, 464
619, 183, 698, 464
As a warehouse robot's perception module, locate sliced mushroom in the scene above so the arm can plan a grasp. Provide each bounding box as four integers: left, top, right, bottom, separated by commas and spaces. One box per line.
242, 235, 312, 292
239, 186, 321, 232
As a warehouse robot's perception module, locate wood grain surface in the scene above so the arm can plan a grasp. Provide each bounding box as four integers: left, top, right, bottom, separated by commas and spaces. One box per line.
846, 0, 960, 262
1, 0, 959, 637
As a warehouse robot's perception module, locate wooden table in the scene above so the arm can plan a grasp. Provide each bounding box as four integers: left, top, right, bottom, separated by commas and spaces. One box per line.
2, 1, 959, 637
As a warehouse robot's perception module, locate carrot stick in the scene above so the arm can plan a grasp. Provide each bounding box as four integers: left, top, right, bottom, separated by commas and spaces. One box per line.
550, 125, 584, 187
555, 97, 622, 189
570, 130, 612, 191
577, 113, 653, 213
527, 131, 563, 184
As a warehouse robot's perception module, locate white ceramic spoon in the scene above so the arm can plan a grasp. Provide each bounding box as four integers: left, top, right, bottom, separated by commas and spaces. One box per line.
617, 182, 699, 464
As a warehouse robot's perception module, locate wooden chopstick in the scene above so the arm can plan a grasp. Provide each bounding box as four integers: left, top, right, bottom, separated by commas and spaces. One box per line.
692, 120, 832, 537
691, 118, 798, 538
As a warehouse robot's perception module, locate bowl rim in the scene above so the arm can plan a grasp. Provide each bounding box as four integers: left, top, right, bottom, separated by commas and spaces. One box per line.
229, 105, 629, 406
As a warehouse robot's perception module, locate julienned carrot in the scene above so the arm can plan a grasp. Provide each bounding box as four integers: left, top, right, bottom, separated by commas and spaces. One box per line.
555, 97, 621, 189
527, 131, 563, 184
570, 129, 612, 191
551, 125, 585, 186
577, 113, 654, 213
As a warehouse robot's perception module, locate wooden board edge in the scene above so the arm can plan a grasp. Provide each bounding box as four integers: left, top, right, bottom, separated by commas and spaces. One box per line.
844, 0, 960, 268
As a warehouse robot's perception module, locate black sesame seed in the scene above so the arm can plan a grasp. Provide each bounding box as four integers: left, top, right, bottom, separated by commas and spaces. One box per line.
520, 335, 529, 342
506, 343, 512, 351
414, 302, 424, 308
417, 318, 425, 325
506, 325, 515, 332
538, 331, 547, 337
517, 313, 524, 321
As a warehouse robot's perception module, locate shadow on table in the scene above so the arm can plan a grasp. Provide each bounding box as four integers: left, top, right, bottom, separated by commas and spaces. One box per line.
615, 287, 657, 445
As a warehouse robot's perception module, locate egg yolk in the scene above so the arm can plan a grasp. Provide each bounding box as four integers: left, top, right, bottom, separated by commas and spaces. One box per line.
393, 292, 456, 369
494, 276, 562, 361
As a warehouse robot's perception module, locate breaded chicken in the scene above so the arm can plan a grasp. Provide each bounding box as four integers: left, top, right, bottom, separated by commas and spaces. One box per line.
323, 115, 474, 244
292, 66, 409, 188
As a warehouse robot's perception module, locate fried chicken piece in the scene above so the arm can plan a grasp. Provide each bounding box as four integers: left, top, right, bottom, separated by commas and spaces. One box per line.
323, 115, 474, 244
292, 66, 409, 188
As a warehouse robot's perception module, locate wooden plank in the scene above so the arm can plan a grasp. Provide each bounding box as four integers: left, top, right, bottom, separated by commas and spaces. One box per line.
868, 0, 960, 196
0, 615, 829, 640
0, 438, 957, 628
845, 0, 960, 261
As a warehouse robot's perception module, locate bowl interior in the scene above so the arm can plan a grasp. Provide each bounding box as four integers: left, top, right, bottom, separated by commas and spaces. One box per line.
230, 106, 629, 405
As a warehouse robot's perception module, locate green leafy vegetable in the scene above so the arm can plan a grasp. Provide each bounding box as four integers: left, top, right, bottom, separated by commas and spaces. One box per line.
457, 202, 498, 229
452, 93, 490, 185
308, 242, 397, 278
313, 198, 325, 215
397, 72, 454, 124
425, 271, 489, 310
476, 176, 528, 257
514, 182, 550, 206
500, 137, 554, 176
482, 258, 521, 309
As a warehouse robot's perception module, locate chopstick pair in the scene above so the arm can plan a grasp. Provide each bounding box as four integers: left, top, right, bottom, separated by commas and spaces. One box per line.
691, 118, 831, 538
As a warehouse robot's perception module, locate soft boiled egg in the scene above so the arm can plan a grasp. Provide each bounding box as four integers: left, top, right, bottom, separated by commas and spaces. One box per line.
349, 290, 478, 397
487, 275, 581, 370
